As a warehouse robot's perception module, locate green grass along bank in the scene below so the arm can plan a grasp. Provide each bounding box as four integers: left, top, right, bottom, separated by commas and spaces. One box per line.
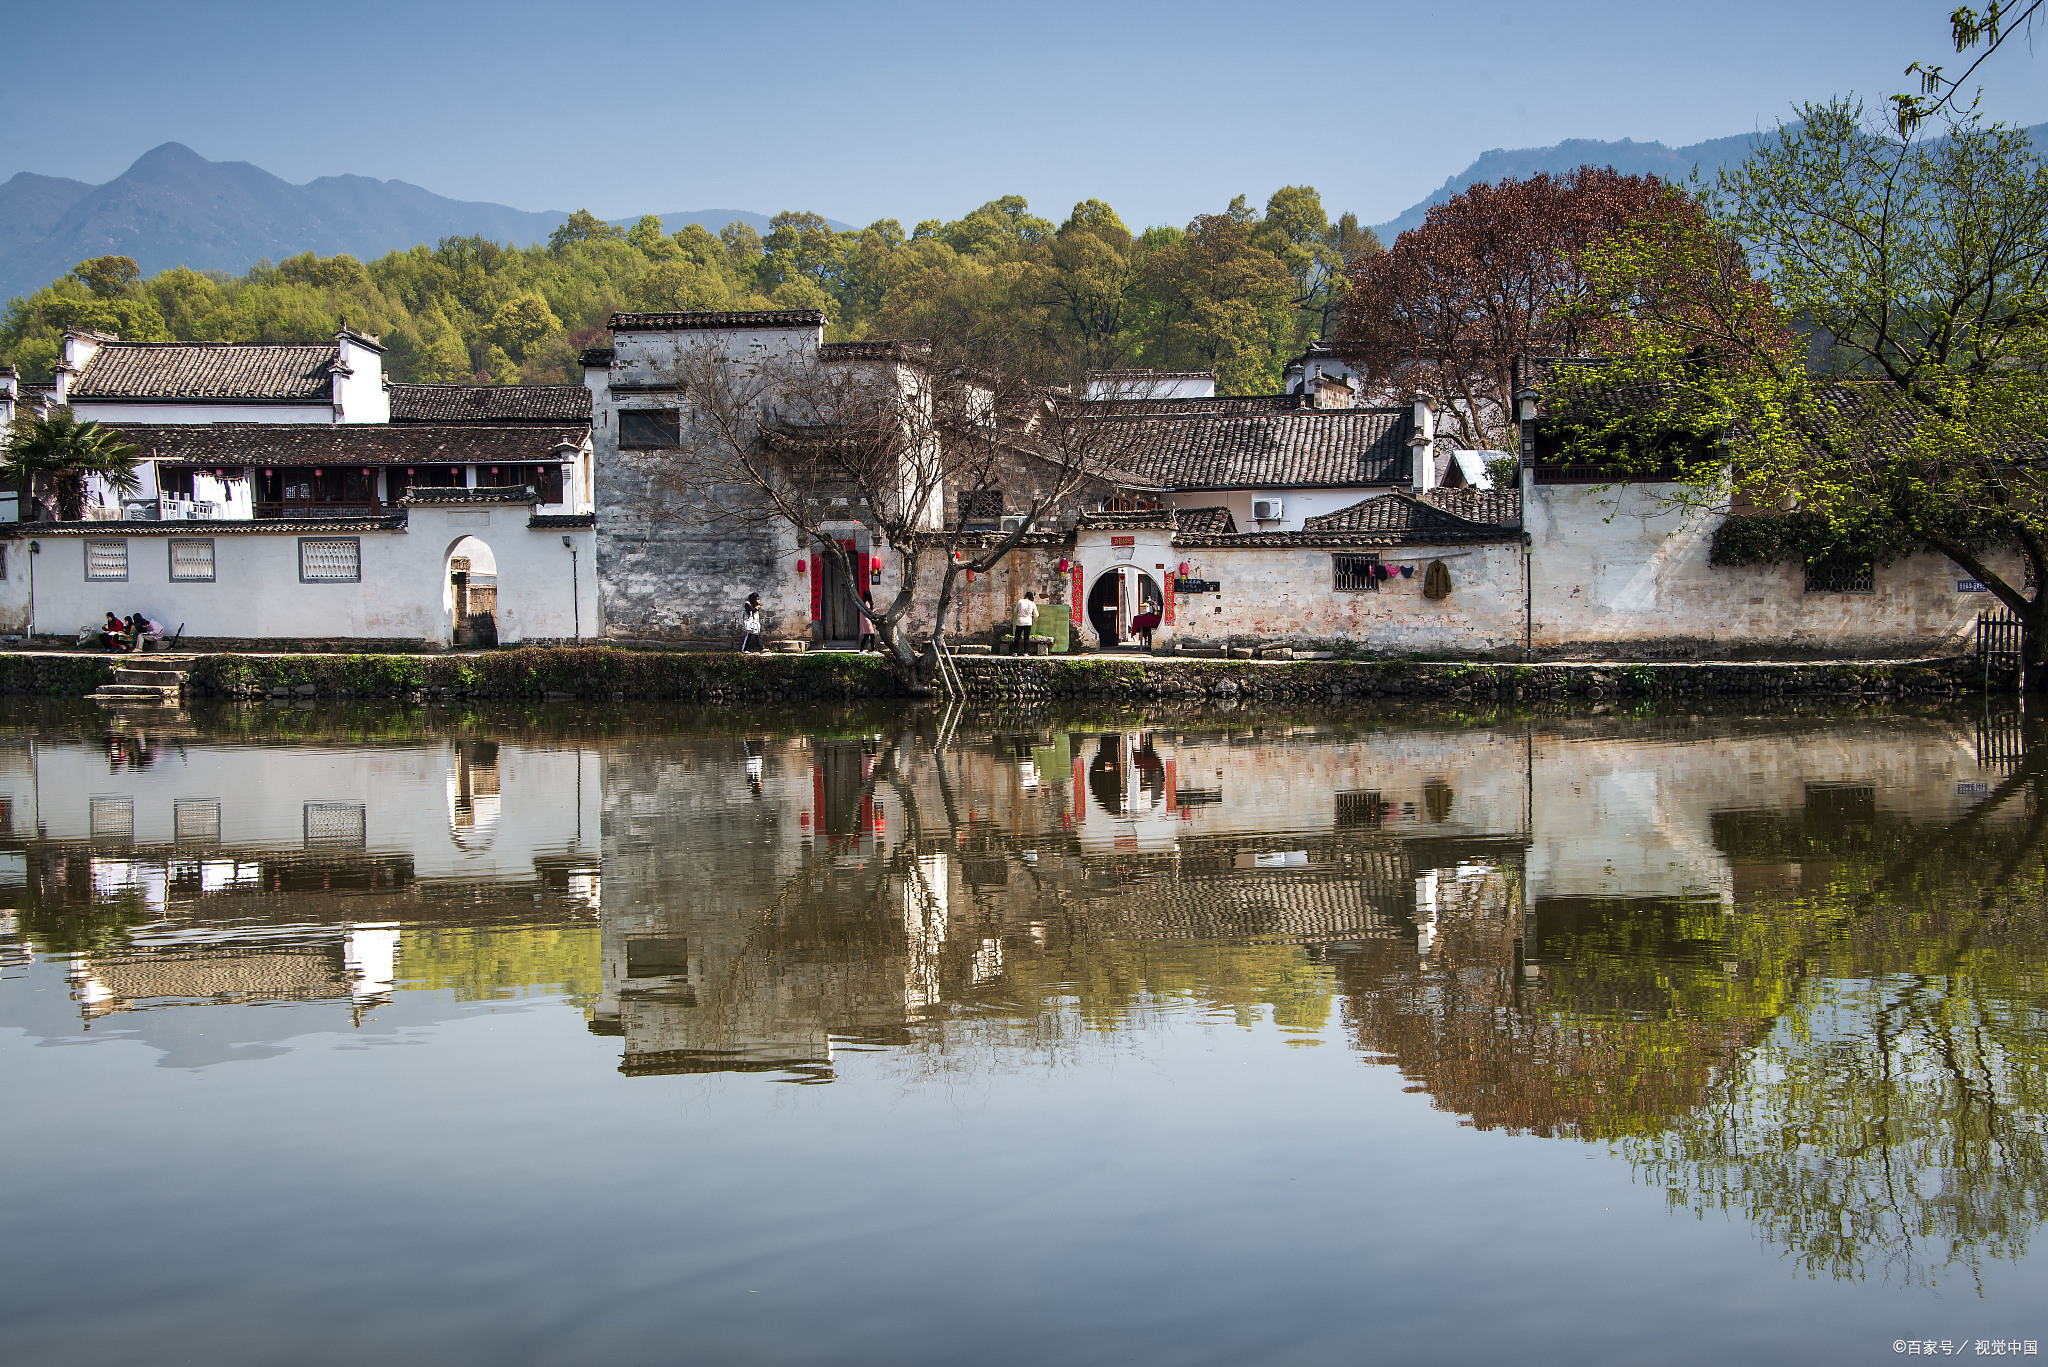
0, 648, 1988, 704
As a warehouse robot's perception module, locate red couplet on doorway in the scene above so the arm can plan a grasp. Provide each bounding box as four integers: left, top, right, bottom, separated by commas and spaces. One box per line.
1070, 563, 1084, 627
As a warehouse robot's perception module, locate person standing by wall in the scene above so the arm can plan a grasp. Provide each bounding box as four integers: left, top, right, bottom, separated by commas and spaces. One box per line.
740, 593, 764, 653
1011, 591, 1038, 654
858, 591, 877, 653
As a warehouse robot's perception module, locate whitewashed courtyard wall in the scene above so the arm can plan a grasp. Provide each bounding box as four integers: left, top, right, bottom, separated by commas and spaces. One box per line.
0, 506, 596, 644
1526, 482, 2015, 657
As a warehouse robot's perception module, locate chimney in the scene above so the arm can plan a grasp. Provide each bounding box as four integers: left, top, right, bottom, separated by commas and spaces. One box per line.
1408, 391, 1437, 492
1313, 369, 1354, 410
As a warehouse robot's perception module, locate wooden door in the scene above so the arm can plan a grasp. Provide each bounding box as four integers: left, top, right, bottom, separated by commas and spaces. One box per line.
820, 539, 862, 642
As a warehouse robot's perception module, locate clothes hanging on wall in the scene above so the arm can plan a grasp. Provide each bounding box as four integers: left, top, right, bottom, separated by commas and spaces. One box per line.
1422, 559, 1452, 599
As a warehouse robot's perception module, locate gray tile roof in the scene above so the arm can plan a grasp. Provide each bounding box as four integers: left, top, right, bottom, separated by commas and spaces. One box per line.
1173, 505, 1238, 535
608, 309, 826, 332
389, 383, 591, 424
529, 513, 595, 528
1, 515, 409, 536
819, 339, 933, 363
113, 423, 585, 469
401, 484, 537, 506
72, 343, 339, 402
1094, 402, 1414, 490
1420, 487, 1521, 527
1279, 491, 1521, 544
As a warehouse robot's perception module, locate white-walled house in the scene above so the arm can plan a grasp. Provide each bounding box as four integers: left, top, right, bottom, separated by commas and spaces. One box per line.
0, 487, 595, 646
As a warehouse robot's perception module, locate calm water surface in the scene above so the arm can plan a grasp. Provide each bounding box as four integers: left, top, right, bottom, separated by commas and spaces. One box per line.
3, 698, 2045, 1366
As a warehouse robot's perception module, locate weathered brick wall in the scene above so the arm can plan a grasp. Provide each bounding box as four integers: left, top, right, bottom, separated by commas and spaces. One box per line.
595, 455, 807, 644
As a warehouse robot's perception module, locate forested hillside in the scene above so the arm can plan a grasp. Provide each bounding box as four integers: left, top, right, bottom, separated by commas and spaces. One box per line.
0, 189, 1377, 394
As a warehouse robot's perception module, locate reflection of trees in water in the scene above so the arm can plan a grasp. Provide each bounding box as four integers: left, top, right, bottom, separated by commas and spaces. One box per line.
1629, 971, 2048, 1286
1620, 756, 2048, 1285
1336, 872, 1761, 1140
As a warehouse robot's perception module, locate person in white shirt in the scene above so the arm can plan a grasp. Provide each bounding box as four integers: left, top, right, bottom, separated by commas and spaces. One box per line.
1011, 591, 1038, 654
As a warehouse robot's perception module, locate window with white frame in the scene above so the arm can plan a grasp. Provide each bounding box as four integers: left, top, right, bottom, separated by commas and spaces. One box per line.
169, 539, 216, 582
299, 538, 361, 583
86, 540, 128, 581
304, 801, 366, 847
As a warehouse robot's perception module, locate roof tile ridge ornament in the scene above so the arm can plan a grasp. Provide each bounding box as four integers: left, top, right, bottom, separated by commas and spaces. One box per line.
607, 309, 827, 331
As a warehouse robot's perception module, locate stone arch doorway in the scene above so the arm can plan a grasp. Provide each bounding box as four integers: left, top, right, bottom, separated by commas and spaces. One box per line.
1086, 566, 1161, 647
445, 535, 498, 646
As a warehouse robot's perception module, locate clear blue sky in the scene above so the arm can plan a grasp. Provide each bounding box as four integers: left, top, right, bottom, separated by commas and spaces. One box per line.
3, 0, 2043, 231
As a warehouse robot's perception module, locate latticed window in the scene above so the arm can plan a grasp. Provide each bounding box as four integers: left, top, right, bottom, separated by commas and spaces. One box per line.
85, 540, 128, 581
304, 801, 366, 847
958, 488, 1004, 524
89, 796, 133, 840
299, 538, 360, 583
1804, 557, 1873, 594
1333, 553, 1382, 592
169, 539, 215, 582
174, 799, 221, 842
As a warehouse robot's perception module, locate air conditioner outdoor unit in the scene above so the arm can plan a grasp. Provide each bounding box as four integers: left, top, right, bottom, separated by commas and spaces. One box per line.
999, 515, 1027, 533
1252, 497, 1284, 522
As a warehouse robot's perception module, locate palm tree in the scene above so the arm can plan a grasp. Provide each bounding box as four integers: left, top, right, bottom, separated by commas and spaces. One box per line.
4, 408, 143, 521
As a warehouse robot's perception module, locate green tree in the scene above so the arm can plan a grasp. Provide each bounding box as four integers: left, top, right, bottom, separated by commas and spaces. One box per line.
1568, 100, 2048, 662
548, 209, 625, 252
71, 255, 141, 297
3, 408, 143, 520
488, 291, 561, 359
1038, 199, 1140, 375
1140, 212, 1293, 393
759, 211, 846, 300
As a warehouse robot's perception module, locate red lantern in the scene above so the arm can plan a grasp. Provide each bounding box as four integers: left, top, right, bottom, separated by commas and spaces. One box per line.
313, 468, 322, 475
1178, 562, 1190, 577
1057, 558, 1070, 573
796, 561, 806, 576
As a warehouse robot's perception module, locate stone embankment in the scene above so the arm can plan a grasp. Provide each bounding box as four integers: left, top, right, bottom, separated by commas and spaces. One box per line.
949, 656, 1979, 705
0, 647, 1985, 704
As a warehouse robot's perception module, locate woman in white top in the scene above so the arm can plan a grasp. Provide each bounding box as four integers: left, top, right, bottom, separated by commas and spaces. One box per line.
1011, 591, 1038, 654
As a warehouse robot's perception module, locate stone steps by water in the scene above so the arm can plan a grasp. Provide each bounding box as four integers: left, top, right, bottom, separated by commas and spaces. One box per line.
87, 659, 194, 706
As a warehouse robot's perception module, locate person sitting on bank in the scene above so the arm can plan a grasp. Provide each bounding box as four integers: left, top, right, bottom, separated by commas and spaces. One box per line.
740, 593, 764, 653
128, 613, 164, 651
101, 612, 130, 652
1011, 591, 1038, 654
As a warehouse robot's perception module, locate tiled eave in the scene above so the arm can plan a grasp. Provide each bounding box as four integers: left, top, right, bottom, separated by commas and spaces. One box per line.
0, 516, 410, 537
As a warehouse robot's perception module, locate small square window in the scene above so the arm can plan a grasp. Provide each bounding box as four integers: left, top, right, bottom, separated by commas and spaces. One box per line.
86, 540, 128, 581
618, 408, 681, 448
304, 801, 366, 847
299, 538, 360, 583
1333, 553, 1382, 592
89, 796, 134, 841
169, 539, 215, 582
174, 799, 221, 842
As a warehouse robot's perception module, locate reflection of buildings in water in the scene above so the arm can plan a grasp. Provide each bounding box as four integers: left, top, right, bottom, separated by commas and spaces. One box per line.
592, 724, 1534, 1082
0, 732, 604, 1036
69, 920, 404, 1020
447, 741, 501, 846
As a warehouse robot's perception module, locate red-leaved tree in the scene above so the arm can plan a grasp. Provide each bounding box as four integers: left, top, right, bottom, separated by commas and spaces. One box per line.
1339, 167, 1700, 450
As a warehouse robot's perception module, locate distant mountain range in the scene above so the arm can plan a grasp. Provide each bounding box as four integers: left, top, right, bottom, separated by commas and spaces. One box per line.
1369, 122, 2048, 242
10, 126, 2046, 304
0, 142, 832, 303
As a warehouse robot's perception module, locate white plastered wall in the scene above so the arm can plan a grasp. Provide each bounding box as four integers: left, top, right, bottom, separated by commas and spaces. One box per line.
0, 506, 596, 644
1527, 480, 2014, 655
